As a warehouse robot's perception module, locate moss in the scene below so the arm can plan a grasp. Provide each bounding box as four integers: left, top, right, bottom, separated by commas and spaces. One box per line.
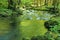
20, 20, 47, 39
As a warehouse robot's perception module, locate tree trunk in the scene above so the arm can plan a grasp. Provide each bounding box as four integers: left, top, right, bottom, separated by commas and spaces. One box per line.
8, 0, 21, 40
45, 0, 48, 5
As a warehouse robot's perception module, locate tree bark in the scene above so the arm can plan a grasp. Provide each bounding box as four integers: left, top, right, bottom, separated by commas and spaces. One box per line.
8, 0, 21, 40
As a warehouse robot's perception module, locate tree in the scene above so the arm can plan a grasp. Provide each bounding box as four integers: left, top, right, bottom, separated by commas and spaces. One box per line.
7, 0, 21, 40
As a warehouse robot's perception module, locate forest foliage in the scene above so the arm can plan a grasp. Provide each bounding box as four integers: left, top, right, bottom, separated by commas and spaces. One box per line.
0, 0, 60, 40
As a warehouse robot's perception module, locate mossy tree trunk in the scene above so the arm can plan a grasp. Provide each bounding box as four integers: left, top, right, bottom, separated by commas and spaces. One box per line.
45, 0, 48, 5
8, 0, 21, 40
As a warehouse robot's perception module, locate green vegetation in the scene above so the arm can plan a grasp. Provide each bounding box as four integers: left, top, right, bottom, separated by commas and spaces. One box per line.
0, 0, 60, 40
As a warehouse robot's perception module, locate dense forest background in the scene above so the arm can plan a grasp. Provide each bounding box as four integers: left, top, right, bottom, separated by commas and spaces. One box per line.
0, 0, 60, 40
